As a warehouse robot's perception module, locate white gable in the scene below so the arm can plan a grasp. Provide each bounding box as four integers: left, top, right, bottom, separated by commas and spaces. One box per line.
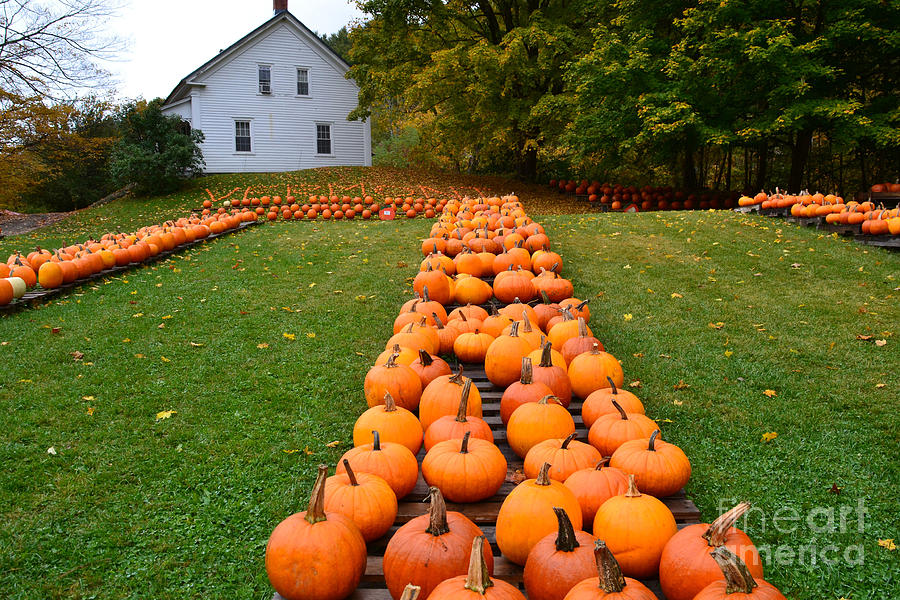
161, 12, 371, 173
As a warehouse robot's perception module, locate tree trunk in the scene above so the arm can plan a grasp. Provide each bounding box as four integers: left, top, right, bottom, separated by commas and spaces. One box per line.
726, 147, 733, 191
518, 145, 537, 181
682, 147, 698, 190
790, 128, 814, 192
753, 142, 768, 192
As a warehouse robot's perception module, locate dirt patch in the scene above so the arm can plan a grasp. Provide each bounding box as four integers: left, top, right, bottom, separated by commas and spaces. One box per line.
0, 210, 71, 238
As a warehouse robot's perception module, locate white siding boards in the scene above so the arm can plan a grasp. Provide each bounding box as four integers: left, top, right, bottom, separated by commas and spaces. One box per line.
160, 8, 372, 173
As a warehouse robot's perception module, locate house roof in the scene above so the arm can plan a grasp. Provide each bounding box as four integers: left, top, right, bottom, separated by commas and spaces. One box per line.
161, 10, 351, 107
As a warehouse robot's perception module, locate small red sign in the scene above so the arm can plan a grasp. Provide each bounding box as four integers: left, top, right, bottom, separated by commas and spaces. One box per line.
379, 208, 395, 220
623, 203, 640, 213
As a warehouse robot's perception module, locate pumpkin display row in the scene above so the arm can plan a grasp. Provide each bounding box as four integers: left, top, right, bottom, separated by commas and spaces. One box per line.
201, 193, 454, 220
0, 210, 258, 307
548, 179, 739, 211
265, 195, 786, 600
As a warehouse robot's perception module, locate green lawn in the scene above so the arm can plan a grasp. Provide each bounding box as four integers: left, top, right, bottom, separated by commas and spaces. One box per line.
1, 171, 898, 599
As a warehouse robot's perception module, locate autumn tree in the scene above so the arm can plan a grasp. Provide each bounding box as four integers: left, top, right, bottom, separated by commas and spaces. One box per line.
348, 0, 598, 179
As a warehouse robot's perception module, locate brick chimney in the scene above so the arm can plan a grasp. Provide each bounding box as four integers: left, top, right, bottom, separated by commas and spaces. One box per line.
274, 0, 287, 14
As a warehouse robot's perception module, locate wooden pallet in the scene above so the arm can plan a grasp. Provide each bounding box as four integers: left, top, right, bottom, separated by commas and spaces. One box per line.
276, 363, 702, 600
0, 220, 260, 314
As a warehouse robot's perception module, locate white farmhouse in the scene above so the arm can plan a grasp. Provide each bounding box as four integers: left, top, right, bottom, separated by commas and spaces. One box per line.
161, 1, 371, 172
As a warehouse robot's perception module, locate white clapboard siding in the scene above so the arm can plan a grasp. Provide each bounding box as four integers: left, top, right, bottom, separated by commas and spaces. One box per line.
161, 14, 371, 173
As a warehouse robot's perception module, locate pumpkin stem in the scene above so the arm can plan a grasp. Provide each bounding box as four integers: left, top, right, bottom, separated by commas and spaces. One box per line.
536, 462, 553, 486
403, 322, 416, 334
449, 366, 466, 385
594, 457, 611, 470
460, 430, 472, 454
386, 353, 400, 368
552, 507, 580, 552
561, 309, 574, 322
704, 502, 752, 547
342, 459, 359, 486
399, 584, 421, 600
576, 299, 590, 311
539, 341, 554, 368
455, 379, 473, 423
509, 321, 520, 337
577, 317, 589, 338
560, 432, 577, 450
422, 285, 431, 302
519, 356, 533, 384
383, 392, 398, 412
607, 376, 618, 395
537, 394, 560, 406
590, 342, 601, 354
425, 487, 451, 536
593, 540, 626, 593
611, 399, 628, 421
304, 464, 329, 524
418, 349, 434, 366
371, 430, 382, 451
648, 429, 660, 451
459, 311, 469, 322
464, 536, 493, 594
710, 547, 759, 594
540, 290, 551, 305
521, 311, 533, 333
432, 312, 445, 329
624, 474, 641, 497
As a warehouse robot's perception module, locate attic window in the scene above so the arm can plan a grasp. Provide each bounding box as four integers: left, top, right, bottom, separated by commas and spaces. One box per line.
297, 68, 309, 96
258, 65, 271, 94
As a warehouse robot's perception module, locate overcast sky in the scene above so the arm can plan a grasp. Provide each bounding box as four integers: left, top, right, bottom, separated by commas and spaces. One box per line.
104, 0, 364, 100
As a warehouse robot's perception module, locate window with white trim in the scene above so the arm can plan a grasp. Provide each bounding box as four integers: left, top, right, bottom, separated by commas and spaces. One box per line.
235, 120, 251, 152
316, 124, 331, 155
297, 68, 309, 96
258, 65, 271, 94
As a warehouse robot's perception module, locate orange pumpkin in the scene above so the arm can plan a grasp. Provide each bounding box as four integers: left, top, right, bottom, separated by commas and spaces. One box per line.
568, 343, 624, 399
420, 373, 483, 433
523, 508, 597, 600
423, 432, 507, 503
485, 322, 535, 387
454, 330, 495, 363
364, 353, 424, 411
384, 488, 495, 600
561, 540, 656, 600
424, 380, 494, 451
532, 341, 572, 406
609, 430, 691, 498
507, 395, 576, 459
582, 377, 644, 428
411, 349, 453, 388
563, 459, 629, 528
324, 459, 398, 542
496, 462, 583, 565
588, 401, 658, 456
523, 433, 602, 482
500, 357, 554, 424
265, 464, 367, 600
337, 431, 419, 499
561, 317, 603, 365
37, 261, 64, 289
353, 392, 424, 455
659, 503, 763, 600
593, 475, 677, 579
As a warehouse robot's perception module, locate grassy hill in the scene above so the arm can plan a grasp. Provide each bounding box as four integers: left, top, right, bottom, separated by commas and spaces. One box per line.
1, 168, 897, 599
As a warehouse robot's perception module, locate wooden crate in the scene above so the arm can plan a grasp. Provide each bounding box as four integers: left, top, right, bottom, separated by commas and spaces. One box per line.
276, 362, 702, 600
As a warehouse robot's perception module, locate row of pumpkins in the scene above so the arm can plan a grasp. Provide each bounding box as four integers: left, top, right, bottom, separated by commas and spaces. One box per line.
738, 190, 900, 236
264, 196, 786, 600
548, 179, 739, 211
202, 193, 454, 220
0, 210, 258, 306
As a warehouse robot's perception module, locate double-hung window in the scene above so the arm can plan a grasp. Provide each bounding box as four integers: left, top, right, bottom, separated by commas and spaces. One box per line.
258, 65, 271, 94
316, 124, 332, 155
235, 120, 251, 152
297, 68, 309, 96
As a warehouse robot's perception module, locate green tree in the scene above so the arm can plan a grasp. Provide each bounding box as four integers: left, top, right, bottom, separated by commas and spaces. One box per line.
321, 27, 353, 63
347, 0, 597, 179
109, 99, 204, 196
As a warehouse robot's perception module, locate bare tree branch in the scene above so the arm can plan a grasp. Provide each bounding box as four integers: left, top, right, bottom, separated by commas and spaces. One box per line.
0, 0, 124, 100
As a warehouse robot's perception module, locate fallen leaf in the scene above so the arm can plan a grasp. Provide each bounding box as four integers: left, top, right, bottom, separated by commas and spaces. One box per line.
724, 350, 734, 357
257, 343, 269, 349
308, 283, 316, 288
354, 295, 367, 302
325, 440, 342, 448
763, 389, 777, 398
283, 449, 299, 454
623, 313, 633, 322
71, 351, 84, 361
86, 407, 95, 416
876, 383, 886, 389
158, 323, 165, 329
132, 313, 143, 318
671, 292, 683, 299
283, 333, 296, 340
134, 353, 145, 358
673, 380, 691, 390
829, 483, 842, 494
161, 315, 172, 320
190, 342, 204, 347
505, 469, 528, 484
51, 327, 61, 334
709, 322, 725, 330
303, 446, 313, 455
306, 332, 316, 338
673, 399, 683, 406
160, 356, 170, 362
875, 339, 887, 347
790, 263, 802, 269
629, 380, 642, 388
761, 431, 778, 443
878, 539, 896, 551
632, 352, 644, 358
47, 446, 57, 455
82, 395, 95, 401
856, 335, 873, 341
156, 410, 176, 421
